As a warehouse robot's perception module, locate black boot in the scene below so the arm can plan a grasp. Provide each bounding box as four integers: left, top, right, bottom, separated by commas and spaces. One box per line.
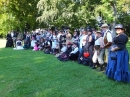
103, 63, 107, 69
91, 63, 96, 69
89, 61, 93, 67
99, 64, 103, 71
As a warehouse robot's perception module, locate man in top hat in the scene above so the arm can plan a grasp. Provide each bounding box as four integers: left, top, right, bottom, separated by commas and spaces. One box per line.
101, 23, 112, 65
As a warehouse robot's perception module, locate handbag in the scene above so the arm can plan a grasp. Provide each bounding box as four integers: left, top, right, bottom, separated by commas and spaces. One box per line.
110, 51, 117, 60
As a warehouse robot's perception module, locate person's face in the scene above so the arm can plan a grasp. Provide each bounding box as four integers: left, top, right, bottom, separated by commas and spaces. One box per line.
88, 31, 91, 35
67, 44, 71, 47
116, 28, 124, 34
74, 31, 77, 35
95, 32, 101, 37
83, 31, 86, 35
80, 31, 83, 35
53, 32, 55, 35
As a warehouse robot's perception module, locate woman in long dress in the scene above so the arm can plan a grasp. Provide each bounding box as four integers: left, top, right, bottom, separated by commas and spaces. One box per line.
5, 32, 13, 47
105, 24, 130, 82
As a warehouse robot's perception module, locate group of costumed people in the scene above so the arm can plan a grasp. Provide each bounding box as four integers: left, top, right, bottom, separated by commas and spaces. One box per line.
5, 23, 130, 83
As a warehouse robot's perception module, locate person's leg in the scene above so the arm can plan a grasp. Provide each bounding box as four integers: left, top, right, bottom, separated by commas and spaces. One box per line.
92, 51, 98, 69
98, 49, 105, 71
74, 54, 79, 61
69, 54, 75, 61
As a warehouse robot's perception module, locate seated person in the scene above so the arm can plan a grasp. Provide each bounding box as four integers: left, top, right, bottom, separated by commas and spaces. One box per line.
33, 42, 39, 51
69, 42, 79, 61
43, 37, 51, 54
52, 43, 59, 55
13, 38, 24, 50
23, 40, 29, 50
55, 42, 67, 57
31, 37, 37, 49
57, 42, 72, 61
38, 37, 45, 51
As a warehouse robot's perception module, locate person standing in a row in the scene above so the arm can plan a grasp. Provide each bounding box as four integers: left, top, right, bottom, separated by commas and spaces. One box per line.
106, 24, 130, 82
5, 32, 13, 47
101, 24, 112, 67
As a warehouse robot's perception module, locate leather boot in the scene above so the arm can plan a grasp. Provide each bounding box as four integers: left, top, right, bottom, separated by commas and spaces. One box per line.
91, 63, 96, 69
89, 61, 93, 67
103, 63, 107, 70
99, 64, 103, 71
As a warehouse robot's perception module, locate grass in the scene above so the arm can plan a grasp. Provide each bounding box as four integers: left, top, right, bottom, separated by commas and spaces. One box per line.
0, 40, 130, 97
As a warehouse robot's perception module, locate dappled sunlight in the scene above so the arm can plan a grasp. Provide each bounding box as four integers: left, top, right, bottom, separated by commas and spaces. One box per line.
33, 57, 45, 60
0, 56, 9, 60
0, 75, 4, 79
32, 56, 47, 64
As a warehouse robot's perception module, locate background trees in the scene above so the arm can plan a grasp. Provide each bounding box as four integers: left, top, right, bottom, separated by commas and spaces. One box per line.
0, 0, 130, 37
0, 0, 39, 37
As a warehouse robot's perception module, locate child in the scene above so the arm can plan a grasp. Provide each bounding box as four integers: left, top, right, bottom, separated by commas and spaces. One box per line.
31, 37, 37, 49
33, 42, 39, 51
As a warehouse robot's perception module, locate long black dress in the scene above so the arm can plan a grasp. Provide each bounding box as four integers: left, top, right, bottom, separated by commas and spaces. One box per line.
5, 33, 13, 47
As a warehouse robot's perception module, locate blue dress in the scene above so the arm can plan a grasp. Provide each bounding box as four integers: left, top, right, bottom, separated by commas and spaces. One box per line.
105, 33, 130, 82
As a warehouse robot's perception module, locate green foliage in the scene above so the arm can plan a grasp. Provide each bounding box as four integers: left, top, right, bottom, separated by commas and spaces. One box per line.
37, 0, 130, 35
37, 0, 101, 28
0, 0, 39, 37
0, 0, 130, 37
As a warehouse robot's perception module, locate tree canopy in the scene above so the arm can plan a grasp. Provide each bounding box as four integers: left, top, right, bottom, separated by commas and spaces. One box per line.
0, 0, 130, 36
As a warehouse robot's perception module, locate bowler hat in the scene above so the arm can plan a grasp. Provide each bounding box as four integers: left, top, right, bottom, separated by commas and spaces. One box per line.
115, 24, 124, 29
96, 30, 102, 34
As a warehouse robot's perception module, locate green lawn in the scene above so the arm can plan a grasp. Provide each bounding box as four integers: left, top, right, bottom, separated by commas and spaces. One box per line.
0, 41, 130, 97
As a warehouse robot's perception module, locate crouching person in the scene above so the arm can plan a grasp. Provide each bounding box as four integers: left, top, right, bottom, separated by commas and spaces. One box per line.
69, 42, 79, 61
92, 31, 105, 71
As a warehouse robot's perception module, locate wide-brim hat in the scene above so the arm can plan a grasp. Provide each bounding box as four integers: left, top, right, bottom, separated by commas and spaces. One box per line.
101, 23, 109, 28
96, 30, 102, 34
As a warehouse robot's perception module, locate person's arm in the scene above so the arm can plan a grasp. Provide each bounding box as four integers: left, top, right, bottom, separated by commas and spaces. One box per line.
70, 47, 78, 54
88, 35, 92, 42
111, 46, 120, 51
104, 33, 112, 48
